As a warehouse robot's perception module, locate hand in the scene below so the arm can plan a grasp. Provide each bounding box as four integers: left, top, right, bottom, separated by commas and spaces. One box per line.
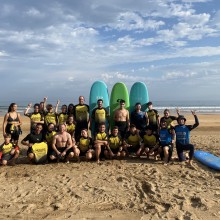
57, 99, 60, 105
28, 103, 32, 108
61, 151, 66, 157
191, 110, 196, 115
44, 97, 47, 102
176, 108, 180, 114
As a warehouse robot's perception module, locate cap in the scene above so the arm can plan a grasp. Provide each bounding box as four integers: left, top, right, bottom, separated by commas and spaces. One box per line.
178, 115, 186, 121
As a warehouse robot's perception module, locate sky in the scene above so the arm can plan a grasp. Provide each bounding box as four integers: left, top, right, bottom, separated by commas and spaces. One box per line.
0, 0, 220, 105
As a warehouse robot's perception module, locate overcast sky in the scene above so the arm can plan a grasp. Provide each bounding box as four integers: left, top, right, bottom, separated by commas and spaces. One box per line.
0, 0, 220, 105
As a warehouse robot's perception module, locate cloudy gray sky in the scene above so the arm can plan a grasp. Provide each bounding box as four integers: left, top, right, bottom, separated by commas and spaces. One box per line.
0, 0, 220, 105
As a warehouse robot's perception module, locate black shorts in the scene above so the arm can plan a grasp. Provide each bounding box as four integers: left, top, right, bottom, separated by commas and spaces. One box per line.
50, 147, 73, 158
110, 148, 120, 154
127, 145, 140, 153
1, 153, 13, 161
114, 121, 127, 138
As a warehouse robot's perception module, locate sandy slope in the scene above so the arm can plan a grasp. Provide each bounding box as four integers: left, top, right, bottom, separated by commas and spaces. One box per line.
0, 114, 220, 220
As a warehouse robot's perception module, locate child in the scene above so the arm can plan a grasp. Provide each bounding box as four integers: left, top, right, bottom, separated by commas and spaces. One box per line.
124, 124, 142, 156
137, 126, 159, 159
159, 119, 175, 165
105, 126, 126, 159
0, 134, 19, 165
77, 129, 95, 161
94, 123, 109, 163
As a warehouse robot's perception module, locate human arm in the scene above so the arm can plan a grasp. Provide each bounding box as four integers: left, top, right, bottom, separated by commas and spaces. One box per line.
188, 110, 199, 130
21, 134, 33, 148
52, 135, 60, 155
43, 97, 47, 111
55, 99, 60, 114
24, 103, 32, 116
2, 113, 9, 136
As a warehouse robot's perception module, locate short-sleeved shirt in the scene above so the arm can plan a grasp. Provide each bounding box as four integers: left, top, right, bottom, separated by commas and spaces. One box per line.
25, 112, 44, 131
142, 134, 158, 147
92, 107, 109, 124
125, 131, 142, 147
108, 134, 122, 150
22, 133, 44, 144
74, 104, 90, 123
78, 137, 93, 153
95, 132, 108, 141
0, 143, 14, 155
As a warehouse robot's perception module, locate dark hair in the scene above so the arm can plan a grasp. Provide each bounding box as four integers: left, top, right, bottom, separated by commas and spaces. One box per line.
135, 102, 141, 106
164, 109, 170, 114
130, 124, 136, 128
117, 99, 125, 104
112, 126, 119, 130
99, 122, 106, 127
34, 103, 40, 108
97, 99, 103, 103
8, 103, 17, 112
4, 133, 11, 138
68, 103, 74, 114
147, 101, 152, 106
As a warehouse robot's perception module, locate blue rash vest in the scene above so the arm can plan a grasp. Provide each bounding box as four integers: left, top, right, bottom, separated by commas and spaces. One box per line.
159, 128, 172, 146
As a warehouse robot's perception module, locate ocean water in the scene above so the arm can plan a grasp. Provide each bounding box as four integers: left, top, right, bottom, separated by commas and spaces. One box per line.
0, 100, 219, 116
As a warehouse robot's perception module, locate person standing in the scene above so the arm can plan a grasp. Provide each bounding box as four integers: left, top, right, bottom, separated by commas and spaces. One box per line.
3, 103, 22, 145
74, 96, 90, 141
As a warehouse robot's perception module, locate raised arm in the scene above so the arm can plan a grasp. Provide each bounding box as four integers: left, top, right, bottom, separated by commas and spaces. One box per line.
24, 103, 32, 116
55, 99, 60, 114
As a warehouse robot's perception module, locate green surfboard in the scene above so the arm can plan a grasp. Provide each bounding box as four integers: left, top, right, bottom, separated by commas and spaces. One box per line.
110, 82, 130, 129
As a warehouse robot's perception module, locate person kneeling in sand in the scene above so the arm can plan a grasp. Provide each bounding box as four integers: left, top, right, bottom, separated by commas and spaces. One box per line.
105, 126, 126, 159
50, 124, 74, 163
124, 124, 142, 157
137, 126, 160, 159
0, 134, 19, 166
159, 119, 175, 165
94, 123, 109, 163
174, 111, 199, 168
77, 129, 95, 161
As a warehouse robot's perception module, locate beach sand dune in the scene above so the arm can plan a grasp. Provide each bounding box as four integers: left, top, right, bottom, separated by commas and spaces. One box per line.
0, 114, 220, 220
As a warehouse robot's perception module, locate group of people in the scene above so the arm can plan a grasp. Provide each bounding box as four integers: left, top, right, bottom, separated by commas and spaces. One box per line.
1, 96, 199, 167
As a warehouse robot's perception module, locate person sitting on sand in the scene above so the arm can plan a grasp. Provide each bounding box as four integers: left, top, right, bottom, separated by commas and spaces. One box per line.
114, 99, 130, 139
159, 119, 175, 165
174, 111, 199, 167
24, 103, 44, 133
50, 124, 75, 163
21, 123, 45, 163
0, 134, 20, 166
94, 123, 109, 163
77, 129, 95, 161
124, 124, 142, 156
104, 126, 126, 159
160, 108, 180, 129
45, 123, 57, 161
137, 126, 159, 159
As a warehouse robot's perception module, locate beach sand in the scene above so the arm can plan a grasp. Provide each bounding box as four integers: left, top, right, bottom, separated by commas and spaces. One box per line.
0, 114, 220, 220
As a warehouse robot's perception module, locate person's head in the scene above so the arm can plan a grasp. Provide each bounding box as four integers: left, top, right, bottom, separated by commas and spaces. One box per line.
130, 124, 137, 134
8, 103, 17, 112
68, 103, 74, 113
119, 99, 125, 108
46, 104, 53, 112
81, 129, 88, 138
34, 103, 40, 113
147, 101, 153, 110
177, 115, 186, 125
4, 134, 11, 144
97, 99, 103, 108
99, 123, 106, 133
61, 104, 67, 113
112, 126, 119, 136
163, 109, 170, 118
59, 123, 67, 133
47, 123, 55, 132
67, 114, 74, 124
39, 102, 44, 110
135, 102, 141, 111
79, 96, 85, 105
35, 124, 43, 134
145, 126, 153, 135
160, 119, 168, 129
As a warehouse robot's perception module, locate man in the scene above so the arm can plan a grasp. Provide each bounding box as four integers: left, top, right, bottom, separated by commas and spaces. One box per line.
130, 102, 147, 132
24, 103, 44, 133
50, 124, 76, 163
146, 101, 160, 134
91, 99, 109, 138
174, 111, 199, 168
21, 123, 46, 163
74, 96, 90, 141
113, 99, 130, 139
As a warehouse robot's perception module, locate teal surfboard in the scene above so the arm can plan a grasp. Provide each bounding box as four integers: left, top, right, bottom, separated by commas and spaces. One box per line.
110, 82, 130, 129
129, 82, 149, 113
89, 81, 109, 137
194, 150, 220, 170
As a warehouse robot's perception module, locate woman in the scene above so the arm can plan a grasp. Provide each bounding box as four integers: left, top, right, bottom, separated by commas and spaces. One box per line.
3, 103, 22, 145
